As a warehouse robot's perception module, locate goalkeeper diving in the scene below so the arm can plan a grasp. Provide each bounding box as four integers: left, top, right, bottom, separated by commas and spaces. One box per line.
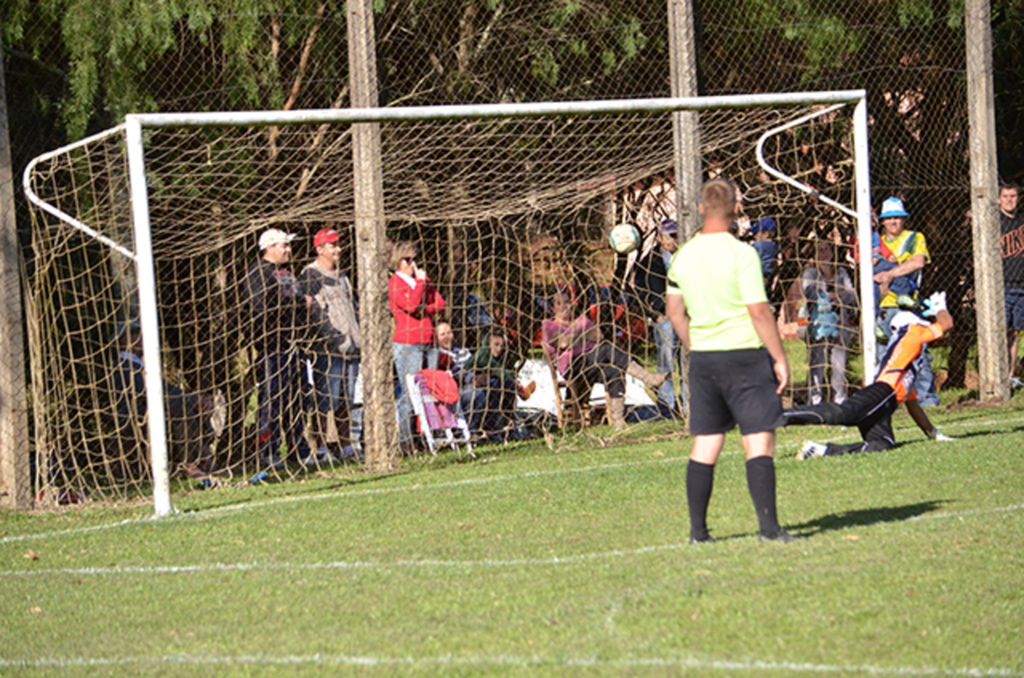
784, 291, 955, 459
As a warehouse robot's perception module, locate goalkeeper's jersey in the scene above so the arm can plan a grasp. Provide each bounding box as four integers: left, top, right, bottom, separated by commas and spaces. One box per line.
874, 321, 944, 403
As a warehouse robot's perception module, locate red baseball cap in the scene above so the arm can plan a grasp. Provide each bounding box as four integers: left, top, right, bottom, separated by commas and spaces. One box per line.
314, 229, 340, 248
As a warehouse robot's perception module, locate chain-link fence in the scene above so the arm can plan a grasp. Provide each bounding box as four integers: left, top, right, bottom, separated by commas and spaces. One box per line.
2, 1, 1012, 509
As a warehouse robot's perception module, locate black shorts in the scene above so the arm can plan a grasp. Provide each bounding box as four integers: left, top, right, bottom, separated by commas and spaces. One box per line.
688, 348, 785, 436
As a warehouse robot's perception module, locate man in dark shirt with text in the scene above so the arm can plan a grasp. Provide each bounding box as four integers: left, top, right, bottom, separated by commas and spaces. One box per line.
1000, 185, 1024, 388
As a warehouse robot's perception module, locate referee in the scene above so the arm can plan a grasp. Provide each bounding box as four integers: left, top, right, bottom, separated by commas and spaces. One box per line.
665, 178, 796, 543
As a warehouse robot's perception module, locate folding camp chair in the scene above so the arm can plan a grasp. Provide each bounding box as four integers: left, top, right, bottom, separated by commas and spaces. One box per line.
405, 370, 473, 456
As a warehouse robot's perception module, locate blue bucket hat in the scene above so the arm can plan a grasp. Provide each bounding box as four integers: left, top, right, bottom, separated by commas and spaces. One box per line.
748, 217, 777, 234
879, 197, 910, 219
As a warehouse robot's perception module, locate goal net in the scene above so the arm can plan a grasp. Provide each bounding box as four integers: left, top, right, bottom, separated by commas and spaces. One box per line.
23, 94, 870, 509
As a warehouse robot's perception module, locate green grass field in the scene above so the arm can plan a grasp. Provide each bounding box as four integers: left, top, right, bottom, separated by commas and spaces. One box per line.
2, 390, 1023, 677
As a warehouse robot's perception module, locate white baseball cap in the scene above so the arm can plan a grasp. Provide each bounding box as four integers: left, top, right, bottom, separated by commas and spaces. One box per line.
258, 228, 297, 250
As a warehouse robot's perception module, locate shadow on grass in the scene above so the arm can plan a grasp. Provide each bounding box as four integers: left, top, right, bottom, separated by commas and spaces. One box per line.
789, 499, 949, 536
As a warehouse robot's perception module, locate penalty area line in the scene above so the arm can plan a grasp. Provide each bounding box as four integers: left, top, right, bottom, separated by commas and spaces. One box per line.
2, 502, 1021, 579
3, 414, 1022, 546
0, 542, 691, 578
0, 652, 1020, 676
0, 456, 687, 544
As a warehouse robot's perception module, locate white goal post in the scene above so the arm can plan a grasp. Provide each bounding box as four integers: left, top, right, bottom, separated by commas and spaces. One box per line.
24, 90, 873, 517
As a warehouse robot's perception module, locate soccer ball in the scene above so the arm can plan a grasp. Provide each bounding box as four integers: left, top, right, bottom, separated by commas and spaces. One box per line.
609, 223, 641, 254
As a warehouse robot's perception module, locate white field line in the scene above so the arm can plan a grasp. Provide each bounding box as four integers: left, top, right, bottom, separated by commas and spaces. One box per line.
0, 652, 1020, 676
2, 423, 1020, 678
2, 414, 1020, 547
0, 519, 138, 546
2, 503, 1022, 579
2, 542, 686, 577
0, 457, 685, 545
909, 503, 1024, 521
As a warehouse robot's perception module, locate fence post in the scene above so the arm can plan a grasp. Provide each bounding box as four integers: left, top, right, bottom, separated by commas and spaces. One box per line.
348, 0, 400, 470
667, 0, 702, 240
667, 0, 702, 426
966, 0, 1009, 401
0, 35, 31, 510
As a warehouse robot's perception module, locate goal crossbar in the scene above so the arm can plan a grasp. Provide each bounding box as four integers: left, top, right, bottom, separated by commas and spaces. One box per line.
130, 91, 868, 129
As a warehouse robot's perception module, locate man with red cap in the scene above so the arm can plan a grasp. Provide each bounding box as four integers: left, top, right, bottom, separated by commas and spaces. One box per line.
301, 227, 362, 462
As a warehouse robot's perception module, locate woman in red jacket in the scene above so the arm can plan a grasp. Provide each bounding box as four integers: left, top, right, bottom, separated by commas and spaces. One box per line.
389, 241, 446, 447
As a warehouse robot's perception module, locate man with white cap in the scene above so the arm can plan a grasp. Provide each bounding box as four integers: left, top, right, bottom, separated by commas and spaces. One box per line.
783, 292, 955, 459
301, 227, 362, 462
872, 196, 939, 406
244, 227, 316, 469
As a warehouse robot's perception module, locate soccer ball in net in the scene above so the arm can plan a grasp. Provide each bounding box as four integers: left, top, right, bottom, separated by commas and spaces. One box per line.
609, 223, 641, 254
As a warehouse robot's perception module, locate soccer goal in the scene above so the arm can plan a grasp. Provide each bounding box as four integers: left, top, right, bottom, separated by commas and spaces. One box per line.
23, 91, 873, 516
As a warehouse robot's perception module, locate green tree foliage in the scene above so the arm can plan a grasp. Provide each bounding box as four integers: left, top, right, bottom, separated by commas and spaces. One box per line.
2, 0, 663, 140
701, 0, 969, 212
375, 0, 661, 105
4, 0, 350, 139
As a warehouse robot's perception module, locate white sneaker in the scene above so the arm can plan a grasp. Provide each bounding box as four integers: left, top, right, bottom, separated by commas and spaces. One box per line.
797, 441, 827, 460
300, 448, 338, 466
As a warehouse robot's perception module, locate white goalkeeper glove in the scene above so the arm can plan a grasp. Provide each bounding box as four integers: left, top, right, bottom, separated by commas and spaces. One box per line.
922, 291, 947, 318
927, 428, 955, 442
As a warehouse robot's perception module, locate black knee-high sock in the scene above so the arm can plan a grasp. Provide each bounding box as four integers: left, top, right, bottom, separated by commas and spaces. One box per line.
745, 456, 782, 538
686, 460, 715, 540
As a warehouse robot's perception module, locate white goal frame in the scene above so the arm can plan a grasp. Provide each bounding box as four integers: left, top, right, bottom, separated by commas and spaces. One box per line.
24, 90, 873, 517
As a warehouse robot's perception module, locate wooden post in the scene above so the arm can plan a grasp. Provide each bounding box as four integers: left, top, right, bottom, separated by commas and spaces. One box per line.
347, 0, 400, 470
0, 35, 31, 509
966, 0, 1009, 401
667, 0, 702, 239
667, 0, 701, 426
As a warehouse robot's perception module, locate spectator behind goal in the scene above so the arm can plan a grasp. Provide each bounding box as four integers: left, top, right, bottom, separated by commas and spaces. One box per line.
243, 228, 316, 469
300, 227, 362, 463
111, 319, 219, 475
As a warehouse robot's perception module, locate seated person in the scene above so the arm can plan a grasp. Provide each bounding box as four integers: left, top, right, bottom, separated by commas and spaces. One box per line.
541, 290, 665, 429
110, 319, 220, 475
462, 330, 536, 438
434, 322, 472, 387
434, 320, 477, 419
